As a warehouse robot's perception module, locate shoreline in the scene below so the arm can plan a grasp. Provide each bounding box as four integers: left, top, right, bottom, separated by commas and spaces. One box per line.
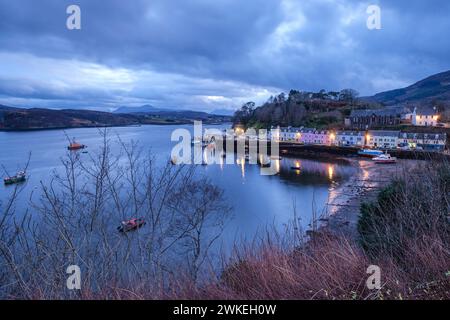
319, 158, 420, 238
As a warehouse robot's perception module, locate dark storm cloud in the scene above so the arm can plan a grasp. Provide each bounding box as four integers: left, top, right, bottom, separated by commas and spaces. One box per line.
0, 0, 449, 110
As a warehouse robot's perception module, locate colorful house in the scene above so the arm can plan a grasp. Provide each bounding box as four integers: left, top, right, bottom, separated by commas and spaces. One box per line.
367, 130, 400, 149
299, 129, 334, 145
398, 132, 446, 151
335, 131, 365, 147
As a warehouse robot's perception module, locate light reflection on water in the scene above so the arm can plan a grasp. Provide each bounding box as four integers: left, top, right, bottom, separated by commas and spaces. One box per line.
0, 125, 358, 248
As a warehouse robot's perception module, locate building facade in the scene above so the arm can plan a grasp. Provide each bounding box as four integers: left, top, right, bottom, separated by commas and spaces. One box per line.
411, 107, 439, 126
335, 131, 365, 147
270, 127, 335, 145
398, 132, 446, 151
348, 106, 409, 129
367, 130, 400, 149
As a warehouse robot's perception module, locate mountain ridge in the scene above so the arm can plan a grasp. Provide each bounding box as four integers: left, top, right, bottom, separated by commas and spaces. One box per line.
364, 70, 450, 106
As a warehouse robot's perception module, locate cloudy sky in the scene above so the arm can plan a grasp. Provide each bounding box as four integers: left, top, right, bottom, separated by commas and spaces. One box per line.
0, 0, 449, 112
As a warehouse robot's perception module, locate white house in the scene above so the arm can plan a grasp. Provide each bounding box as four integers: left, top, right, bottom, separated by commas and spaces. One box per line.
335, 131, 365, 147
269, 126, 280, 141
411, 107, 439, 127
367, 130, 400, 149
270, 126, 302, 142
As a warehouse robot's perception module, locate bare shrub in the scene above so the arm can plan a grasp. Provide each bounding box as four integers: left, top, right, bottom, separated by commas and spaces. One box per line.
0, 130, 231, 299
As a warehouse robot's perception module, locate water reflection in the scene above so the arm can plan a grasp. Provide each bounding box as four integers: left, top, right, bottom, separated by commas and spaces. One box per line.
201, 143, 356, 187
328, 165, 334, 181
1, 125, 358, 250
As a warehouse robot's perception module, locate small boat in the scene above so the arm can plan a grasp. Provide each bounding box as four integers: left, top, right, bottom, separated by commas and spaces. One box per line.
68, 140, 86, 151
373, 153, 397, 164
358, 149, 383, 158
4, 171, 26, 185
117, 218, 146, 233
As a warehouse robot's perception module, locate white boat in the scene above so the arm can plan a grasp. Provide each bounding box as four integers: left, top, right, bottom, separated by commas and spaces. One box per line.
372, 153, 397, 164
358, 149, 384, 157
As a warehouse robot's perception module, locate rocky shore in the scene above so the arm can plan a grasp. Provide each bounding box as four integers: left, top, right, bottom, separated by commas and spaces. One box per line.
320, 158, 421, 238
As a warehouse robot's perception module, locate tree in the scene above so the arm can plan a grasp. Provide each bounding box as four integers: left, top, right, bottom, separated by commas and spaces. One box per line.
339, 89, 359, 104
232, 101, 255, 125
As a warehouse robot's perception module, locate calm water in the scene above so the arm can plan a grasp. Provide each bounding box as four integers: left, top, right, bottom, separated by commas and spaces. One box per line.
0, 125, 357, 248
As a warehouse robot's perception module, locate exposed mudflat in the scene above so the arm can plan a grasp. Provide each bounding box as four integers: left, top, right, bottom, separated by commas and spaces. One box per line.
320, 158, 422, 239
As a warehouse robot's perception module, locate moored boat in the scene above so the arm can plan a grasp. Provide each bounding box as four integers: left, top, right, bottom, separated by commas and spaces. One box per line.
4, 171, 26, 185
358, 149, 384, 157
372, 153, 397, 164
117, 218, 146, 233
68, 140, 86, 150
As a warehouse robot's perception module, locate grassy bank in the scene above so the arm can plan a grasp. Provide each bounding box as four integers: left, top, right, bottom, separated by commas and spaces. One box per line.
168, 161, 450, 300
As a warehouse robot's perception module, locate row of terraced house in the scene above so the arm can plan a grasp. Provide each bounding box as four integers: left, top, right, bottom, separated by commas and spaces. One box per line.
268, 126, 447, 151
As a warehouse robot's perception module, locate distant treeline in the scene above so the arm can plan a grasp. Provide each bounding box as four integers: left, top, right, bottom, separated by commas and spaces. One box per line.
232, 89, 379, 129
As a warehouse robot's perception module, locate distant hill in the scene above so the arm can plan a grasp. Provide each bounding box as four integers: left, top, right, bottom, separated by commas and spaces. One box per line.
0, 107, 141, 130
0, 105, 231, 131
114, 105, 168, 114
365, 70, 450, 105
211, 108, 236, 116
114, 104, 232, 122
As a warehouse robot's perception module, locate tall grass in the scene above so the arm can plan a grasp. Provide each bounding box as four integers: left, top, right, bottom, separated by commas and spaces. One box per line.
168, 161, 450, 300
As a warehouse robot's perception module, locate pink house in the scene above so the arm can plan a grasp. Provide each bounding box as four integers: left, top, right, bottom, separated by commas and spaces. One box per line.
299, 129, 334, 145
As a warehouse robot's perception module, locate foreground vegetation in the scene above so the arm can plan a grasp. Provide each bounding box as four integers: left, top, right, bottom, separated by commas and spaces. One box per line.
0, 132, 449, 299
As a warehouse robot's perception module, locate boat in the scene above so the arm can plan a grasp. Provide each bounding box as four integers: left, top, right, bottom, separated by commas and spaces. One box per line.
117, 218, 146, 233
372, 153, 397, 164
4, 171, 26, 185
358, 149, 384, 157
68, 140, 86, 151
270, 155, 282, 160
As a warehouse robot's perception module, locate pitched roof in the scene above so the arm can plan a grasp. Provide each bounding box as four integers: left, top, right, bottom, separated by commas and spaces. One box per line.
336, 131, 364, 136
368, 130, 400, 137
414, 106, 437, 116
350, 106, 411, 118
399, 132, 446, 140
